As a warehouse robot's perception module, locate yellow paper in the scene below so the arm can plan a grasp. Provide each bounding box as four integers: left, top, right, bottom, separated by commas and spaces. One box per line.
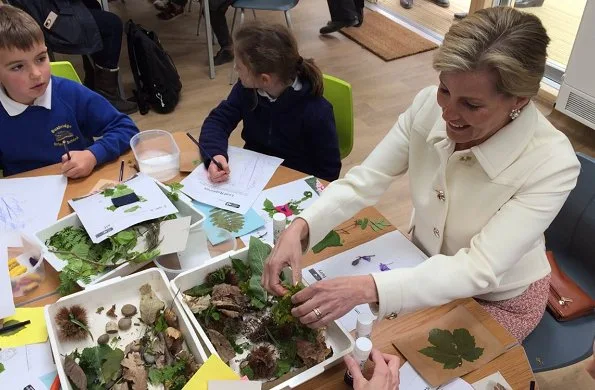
183, 355, 240, 390
0, 307, 48, 348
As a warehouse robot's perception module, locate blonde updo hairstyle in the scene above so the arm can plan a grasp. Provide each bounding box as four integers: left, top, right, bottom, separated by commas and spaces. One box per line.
433, 7, 550, 98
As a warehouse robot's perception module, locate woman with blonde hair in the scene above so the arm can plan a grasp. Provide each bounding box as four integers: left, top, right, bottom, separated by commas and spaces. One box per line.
263, 7, 580, 342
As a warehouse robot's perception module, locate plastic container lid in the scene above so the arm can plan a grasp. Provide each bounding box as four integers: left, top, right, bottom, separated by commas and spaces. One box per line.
353, 337, 373, 362
356, 313, 375, 338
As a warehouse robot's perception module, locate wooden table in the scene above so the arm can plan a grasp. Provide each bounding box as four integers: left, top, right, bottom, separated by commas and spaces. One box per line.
11, 132, 537, 389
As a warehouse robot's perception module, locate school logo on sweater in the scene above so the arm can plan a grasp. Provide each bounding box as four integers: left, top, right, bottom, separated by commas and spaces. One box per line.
51, 123, 78, 146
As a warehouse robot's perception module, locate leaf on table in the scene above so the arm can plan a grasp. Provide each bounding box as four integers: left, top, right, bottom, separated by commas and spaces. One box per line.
418, 327, 484, 369
139, 283, 165, 325
209, 208, 245, 233
0, 320, 26, 337
311, 230, 343, 254
0, 363, 4, 374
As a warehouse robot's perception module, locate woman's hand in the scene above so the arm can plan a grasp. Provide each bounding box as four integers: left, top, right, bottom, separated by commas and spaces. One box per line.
290, 275, 379, 328
61, 150, 97, 178
345, 349, 400, 390
207, 155, 230, 183
262, 218, 309, 296
586, 341, 595, 380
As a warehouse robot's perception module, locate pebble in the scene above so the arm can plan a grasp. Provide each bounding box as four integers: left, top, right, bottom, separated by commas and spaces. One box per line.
121, 304, 137, 317
98, 334, 110, 345
131, 343, 141, 352
143, 353, 155, 364
106, 321, 118, 334
118, 318, 132, 331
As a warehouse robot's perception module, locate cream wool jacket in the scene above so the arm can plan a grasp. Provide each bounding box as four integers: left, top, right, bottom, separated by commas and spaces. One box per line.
299, 86, 580, 320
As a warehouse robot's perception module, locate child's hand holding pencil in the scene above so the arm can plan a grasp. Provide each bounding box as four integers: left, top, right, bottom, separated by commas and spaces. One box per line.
61, 149, 97, 178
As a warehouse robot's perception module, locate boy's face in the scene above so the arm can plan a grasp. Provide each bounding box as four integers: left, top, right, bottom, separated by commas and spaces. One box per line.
0, 42, 50, 105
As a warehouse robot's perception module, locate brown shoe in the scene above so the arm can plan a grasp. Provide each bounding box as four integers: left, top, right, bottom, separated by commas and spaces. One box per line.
400, 0, 413, 9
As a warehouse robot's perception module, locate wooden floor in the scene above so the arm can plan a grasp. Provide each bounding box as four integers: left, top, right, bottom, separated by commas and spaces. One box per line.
376, 0, 587, 65
57, 0, 594, 388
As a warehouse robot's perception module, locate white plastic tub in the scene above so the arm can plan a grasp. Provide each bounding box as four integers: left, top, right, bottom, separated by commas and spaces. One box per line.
45, 268, 208, 390
172, 247, 355, 390
35, 181, 205, 288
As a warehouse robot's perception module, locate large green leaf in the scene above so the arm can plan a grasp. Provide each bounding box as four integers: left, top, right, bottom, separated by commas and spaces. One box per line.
99, 345, 124, 383
209, 208, 245, 233
311, 230, 343, 254
418, 327, 484, 369
247, 236, 272, 275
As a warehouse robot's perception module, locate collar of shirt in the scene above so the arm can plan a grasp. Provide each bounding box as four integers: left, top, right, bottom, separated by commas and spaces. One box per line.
257, 77, 302, 102
0, 78, 52, 116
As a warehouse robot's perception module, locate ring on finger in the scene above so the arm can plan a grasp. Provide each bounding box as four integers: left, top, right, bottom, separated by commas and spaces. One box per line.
313, 307, 323, 319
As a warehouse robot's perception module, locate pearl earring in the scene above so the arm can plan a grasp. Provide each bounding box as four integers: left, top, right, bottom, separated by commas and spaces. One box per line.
510, 108, 521, 120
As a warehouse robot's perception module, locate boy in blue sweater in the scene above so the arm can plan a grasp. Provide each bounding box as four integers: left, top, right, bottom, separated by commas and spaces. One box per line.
199, 22, 341, 183
0, 5, 138, 178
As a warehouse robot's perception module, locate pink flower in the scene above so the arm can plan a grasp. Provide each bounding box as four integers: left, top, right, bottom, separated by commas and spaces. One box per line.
275, 204, 293, 217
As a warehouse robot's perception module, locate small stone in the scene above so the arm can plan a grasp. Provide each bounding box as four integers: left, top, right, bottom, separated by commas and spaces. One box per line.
98, 334, 110, 345
131, 343, 141, 352
118, 318, 132, 331
121, 304, 137, 317
143, 353, 155, 364
106, 321, 118, 334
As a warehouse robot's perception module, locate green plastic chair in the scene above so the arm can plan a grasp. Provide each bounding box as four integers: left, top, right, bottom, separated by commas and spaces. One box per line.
323, 74, 354, 160
50, 61, 82, 84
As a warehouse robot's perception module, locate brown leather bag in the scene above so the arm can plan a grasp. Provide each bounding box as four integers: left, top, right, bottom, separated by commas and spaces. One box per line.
546, 251, 595, 321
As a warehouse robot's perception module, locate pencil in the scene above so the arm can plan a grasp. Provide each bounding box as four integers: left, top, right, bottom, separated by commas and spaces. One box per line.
119, 160, 125, 182
185, 132, 224, 171
0, 319, 31, 334
62, 140, 71, 160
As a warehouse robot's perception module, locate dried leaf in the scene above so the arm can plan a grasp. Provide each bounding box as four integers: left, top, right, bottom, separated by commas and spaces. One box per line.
64, 355, 88, 390
139, 284, 165, 325
121, 352, 148, 390
207, 329, 236, 363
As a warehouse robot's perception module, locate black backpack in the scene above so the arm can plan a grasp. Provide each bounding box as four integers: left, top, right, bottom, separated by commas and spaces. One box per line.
126, 20, 182, 115
9, 0, 103, 55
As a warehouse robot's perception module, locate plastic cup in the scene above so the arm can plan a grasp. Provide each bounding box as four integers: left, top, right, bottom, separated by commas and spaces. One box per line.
130, 130, 180, 182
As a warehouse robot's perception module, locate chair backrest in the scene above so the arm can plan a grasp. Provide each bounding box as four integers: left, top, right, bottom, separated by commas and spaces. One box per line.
323, 74, 354, 160
546, 153, 595, 252
50, 61, 82, 84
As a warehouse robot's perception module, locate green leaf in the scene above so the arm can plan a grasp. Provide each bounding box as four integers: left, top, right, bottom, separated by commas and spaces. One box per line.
419, 346, 462, 369
453, 328, 484, 362
460, 347, 484, 362
106, 205, 117, 212
101, 188, 115, 197
0, 363, 4, 374
247, 236, 272, 276
71, 243, 90, 260
69, 314, 94, 341
166, 182, 184, 192
100, 345, 124, 382
231, 257, 251, 282
211, 311, 221, 321
124, 205, 141, 213
428, 328, 458, 356
263, 199, 275, 211
358, 218, 369, 230
210, 208, 245, 233
240, 365, 254, 380
114, 230, 136, 246
185, 283, 213, 297
248, 275, 267, 307
275, 360, 292, 377
311, 230, 343, 254
369, 218, 390, 232
0, 320, 26, 336
155, 312, 168, 333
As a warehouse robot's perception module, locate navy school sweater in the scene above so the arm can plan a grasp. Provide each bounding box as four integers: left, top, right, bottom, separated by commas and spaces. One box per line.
0, 76, 139, 176
199, 80, 341, 182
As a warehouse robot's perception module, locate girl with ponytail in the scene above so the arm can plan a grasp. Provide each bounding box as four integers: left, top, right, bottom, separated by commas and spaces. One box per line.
199, 22, 341, 183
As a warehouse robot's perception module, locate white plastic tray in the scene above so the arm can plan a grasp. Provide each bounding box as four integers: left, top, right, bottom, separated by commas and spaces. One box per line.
35, 181, 205, 287
45, 268, 208, 390
172, 247, 355, 390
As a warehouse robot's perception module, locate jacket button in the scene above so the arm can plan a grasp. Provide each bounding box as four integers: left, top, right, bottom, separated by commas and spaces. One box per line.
433, 227, 440, 238
436, 190, 445, 201
386, 312, 398, 320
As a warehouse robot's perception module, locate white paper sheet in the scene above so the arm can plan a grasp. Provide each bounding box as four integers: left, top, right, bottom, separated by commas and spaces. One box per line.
68, 173, 178, 243
399, 362, 474, 390
209, 380, 262, 390
0, 244, 16, 319
239, 177, 321, 246
180, 147, 283, 215
0, 341, 56, 390
302, 230, 427, 331
471, 371, 512, 390
0, 175, 67, 247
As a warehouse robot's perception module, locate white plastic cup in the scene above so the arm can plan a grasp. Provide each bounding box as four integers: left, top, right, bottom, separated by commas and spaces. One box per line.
130, 130, 180, 182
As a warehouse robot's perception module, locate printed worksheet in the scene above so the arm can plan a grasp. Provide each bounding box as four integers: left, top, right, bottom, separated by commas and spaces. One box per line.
180, 147, 283, 214
68, 173, 178, 243
302, 230, 427, 331
0, 175, 67, 247
240, 176, 323, 246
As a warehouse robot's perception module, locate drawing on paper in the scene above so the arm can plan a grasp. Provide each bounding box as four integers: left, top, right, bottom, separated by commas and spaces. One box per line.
209, 208, 245, 232
379, 262, 394, 271
304, 177, 325, 195
0, 195, 26, 230
263, 191, 313, 218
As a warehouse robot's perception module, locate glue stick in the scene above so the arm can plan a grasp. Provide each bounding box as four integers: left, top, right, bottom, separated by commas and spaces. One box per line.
344, 337, 373, 387
272, 213, 287, 244
355, 313, 375, 340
